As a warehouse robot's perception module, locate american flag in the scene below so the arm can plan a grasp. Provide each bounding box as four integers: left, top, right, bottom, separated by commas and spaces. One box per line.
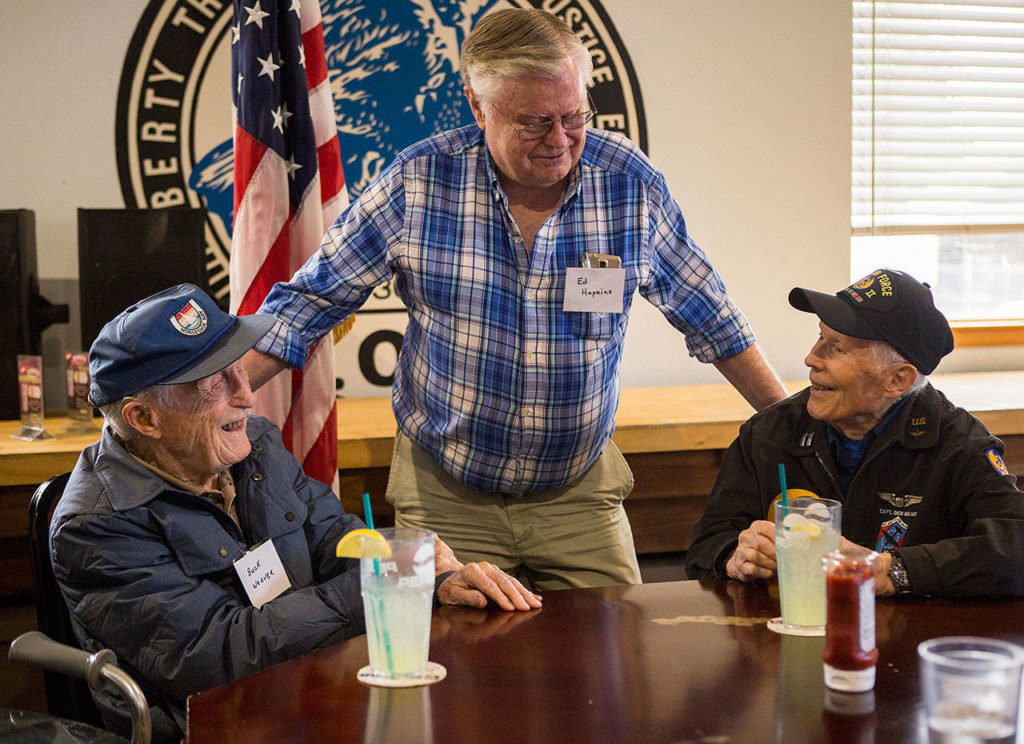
229, 0, 347, 487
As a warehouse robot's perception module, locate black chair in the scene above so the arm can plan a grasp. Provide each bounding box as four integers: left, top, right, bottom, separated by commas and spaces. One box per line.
26, 472, 95, 724
19, 473, 151, 744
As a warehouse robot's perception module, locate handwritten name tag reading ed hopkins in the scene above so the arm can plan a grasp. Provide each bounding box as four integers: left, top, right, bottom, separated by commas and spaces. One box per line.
563, 267, 626, 313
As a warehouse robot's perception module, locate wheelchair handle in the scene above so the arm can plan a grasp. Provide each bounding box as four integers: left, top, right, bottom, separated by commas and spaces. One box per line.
9, 631, 152, 744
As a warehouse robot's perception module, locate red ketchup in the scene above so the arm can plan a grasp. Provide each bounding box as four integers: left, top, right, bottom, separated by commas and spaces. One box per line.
821, 549, 878, 692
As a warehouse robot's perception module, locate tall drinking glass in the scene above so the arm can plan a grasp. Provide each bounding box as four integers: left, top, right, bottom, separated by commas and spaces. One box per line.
919, 636, 1024, 744
359, 527, 435, 680
773, 497, 841, 634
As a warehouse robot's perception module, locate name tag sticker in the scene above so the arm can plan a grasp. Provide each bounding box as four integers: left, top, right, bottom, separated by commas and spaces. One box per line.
234, 540, 291, 609
563, 267, 625, 313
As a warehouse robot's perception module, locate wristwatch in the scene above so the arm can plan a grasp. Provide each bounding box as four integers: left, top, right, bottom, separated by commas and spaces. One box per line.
886, 551, 912, 595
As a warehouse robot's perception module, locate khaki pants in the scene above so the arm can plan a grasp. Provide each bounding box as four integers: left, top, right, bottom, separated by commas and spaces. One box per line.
385, 431, 642, 591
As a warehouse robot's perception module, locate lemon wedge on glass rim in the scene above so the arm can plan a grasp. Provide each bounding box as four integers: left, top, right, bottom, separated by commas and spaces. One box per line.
787, 523, 822, 538
335, 528, 392, 558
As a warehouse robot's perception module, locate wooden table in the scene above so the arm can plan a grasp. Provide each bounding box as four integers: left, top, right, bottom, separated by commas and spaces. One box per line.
186, 578, 1024, 744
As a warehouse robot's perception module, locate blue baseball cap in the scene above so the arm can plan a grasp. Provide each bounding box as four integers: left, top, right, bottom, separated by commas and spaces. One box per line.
88, 283, 275, 407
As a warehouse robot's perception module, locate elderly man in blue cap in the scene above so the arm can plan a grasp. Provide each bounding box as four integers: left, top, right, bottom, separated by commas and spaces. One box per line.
686, 269, 1024, 597
51, 284, 540, 743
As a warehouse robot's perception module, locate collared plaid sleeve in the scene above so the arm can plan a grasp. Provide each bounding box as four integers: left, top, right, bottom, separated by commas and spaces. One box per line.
638, 170, 756, 363
254, 166, 407, 369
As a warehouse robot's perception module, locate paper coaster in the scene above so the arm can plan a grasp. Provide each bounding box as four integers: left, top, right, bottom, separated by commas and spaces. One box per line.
357, 662, 447, 688
767, 617, 825, 637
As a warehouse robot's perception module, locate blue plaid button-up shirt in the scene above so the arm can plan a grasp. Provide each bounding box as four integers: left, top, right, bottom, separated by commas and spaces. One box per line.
257, 125, 755, 494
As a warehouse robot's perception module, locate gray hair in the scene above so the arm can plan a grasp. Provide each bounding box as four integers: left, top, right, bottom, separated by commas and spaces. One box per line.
99, 385, 174, 442
460, 9, 594, 102
871, 341, 927, 394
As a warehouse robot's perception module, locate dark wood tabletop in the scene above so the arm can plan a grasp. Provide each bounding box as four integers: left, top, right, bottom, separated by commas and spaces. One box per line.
186, 579, 1024, 744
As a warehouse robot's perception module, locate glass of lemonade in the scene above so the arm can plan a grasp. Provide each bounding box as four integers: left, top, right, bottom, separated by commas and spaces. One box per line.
774, 497, 841, 633
359, 527, 435, 679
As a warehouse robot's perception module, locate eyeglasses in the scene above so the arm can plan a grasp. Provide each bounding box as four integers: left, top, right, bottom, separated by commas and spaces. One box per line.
495, 97, 597, 141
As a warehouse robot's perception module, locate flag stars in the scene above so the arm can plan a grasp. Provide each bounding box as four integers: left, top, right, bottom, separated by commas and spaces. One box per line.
285, 155, 302, 179
231, 23, 240, 44
257, 53, 280, 81
289, 0, 301, 17
271, 103, 293, 133
297, 43, 306, 68
237, 73, 244, 95
243, 1, 270, 29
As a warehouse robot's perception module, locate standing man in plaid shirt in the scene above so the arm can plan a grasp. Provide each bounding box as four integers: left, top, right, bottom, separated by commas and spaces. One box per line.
247, 8, 786, 589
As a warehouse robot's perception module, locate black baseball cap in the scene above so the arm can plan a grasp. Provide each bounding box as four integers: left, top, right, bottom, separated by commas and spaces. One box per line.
89, 283, 275, 407
788, 268, 954, 375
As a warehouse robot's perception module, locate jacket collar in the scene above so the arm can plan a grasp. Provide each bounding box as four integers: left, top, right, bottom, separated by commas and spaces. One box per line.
785, 383, 942, 456
91, 416, 266, 512
889, 383, 943, 450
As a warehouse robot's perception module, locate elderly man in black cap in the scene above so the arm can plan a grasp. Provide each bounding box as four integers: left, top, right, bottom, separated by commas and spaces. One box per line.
686, 269, 1024, 597
50, 284, 540, 743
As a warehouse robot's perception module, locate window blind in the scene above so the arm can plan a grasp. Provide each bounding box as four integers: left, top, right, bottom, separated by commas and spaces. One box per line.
853, 0, 1024, 233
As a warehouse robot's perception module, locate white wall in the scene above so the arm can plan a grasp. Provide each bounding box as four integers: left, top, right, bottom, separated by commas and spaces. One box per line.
613, 0, 854, 385
3, 1, 145, 279
2, 0, 1020, 406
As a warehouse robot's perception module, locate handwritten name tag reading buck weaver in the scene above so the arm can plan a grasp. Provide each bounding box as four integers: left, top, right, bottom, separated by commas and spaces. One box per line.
563, 254, 625, 314
234, 539, 292, 609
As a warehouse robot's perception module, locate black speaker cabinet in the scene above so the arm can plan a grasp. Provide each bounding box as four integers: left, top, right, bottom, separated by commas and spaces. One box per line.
0, 210, 69, 419
77, 207, 210, 351
0, 210, 40, 419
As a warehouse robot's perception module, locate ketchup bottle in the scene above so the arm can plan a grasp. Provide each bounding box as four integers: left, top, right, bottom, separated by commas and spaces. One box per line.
821, 548, 878, 692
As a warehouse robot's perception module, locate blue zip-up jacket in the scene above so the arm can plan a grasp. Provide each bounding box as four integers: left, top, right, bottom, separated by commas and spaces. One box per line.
51, 415, 366, 742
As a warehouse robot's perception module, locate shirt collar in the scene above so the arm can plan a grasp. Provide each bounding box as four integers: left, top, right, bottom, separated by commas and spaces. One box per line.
482, 136, 583, 210
826, 393, 912, 459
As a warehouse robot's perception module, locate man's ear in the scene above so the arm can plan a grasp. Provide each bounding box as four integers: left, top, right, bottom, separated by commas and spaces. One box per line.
884, 363, 919, 399
464, 86, 486, 129
121, 400, 162, 440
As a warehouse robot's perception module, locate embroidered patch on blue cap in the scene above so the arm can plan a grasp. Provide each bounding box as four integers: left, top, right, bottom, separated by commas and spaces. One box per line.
170, 299, 209, 336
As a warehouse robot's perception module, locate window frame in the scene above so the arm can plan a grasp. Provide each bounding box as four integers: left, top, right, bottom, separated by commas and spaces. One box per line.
852, 1, 1024, 346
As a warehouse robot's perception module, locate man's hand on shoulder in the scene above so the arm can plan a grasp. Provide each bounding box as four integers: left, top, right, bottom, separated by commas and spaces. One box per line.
725, 520, 778, 581
437, 562, 542, 612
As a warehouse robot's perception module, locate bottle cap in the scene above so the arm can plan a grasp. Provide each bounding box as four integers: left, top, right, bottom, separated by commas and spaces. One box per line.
823, 663, 875, 692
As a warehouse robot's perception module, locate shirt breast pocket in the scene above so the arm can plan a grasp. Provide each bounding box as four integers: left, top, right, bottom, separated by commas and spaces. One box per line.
568, 311, 619, 340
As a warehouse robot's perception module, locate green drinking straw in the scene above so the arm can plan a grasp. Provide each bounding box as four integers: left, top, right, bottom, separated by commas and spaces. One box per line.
360, 492, 393, 674
361, 492, 375, 530
778, 463, 789, 510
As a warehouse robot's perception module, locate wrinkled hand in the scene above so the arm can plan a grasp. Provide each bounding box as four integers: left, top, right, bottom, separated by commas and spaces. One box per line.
839, 536, 894, 596
434, 536, 464, 575
437, 562, 542, 612
725, 520, 777, 582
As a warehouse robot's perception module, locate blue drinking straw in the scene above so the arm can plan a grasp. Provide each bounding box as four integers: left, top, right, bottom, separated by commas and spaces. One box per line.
360, 492, 393, 673
778, 463, 789, 510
